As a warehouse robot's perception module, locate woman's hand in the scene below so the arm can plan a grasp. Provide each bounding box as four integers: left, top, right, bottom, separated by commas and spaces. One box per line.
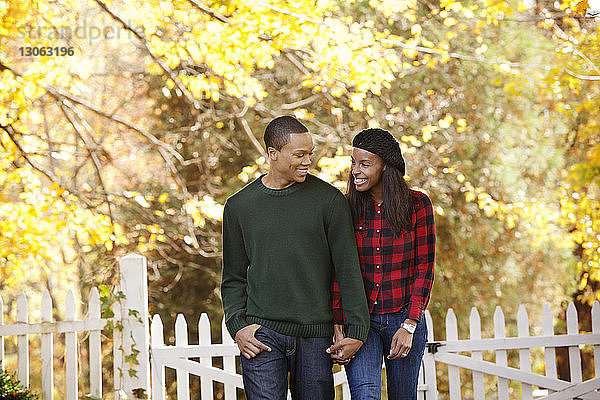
328, 324, 361, 364
387, 320, 417, 359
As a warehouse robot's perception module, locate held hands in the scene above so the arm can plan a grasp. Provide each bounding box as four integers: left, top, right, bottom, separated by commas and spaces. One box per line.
234, 324, 271, 359
387, 320, 417, 359
327, 324, 363, 365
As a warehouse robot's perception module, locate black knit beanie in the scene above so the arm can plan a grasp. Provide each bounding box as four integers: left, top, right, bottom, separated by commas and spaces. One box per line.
352, 128, 405, 175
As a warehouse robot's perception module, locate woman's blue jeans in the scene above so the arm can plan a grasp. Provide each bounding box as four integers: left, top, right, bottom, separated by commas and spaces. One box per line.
345, 309, 428, 400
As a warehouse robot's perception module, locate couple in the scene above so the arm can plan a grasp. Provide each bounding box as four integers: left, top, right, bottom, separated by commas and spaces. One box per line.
221, 116, 435, 400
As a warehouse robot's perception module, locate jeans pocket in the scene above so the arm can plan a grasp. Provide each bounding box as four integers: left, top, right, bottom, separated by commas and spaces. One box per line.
254, 325, 267, 340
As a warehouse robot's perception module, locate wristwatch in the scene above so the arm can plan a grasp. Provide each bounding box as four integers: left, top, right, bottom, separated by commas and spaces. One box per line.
400, 322, 416, 334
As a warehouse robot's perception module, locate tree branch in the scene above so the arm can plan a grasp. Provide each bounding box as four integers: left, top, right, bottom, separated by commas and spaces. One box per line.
59, 100, 116, 236
0, 124, 104, 212
237, 117, 268, 159
564, 68, 600, 80
187, 0, 230, 23
281, 94, 320, 110
93, 0, 204, 111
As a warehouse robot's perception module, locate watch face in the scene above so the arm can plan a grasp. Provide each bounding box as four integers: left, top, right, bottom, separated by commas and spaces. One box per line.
403, 323, 415, 333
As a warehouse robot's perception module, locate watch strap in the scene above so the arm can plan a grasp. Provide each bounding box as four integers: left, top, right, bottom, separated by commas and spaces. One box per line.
401, 322, 416, 334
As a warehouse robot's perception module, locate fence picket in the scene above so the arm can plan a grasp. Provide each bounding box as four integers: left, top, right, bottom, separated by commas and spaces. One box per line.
542, 303, 556, 395
341, 368, 351, 400
0, 295, 4, 371
566, 302, 582, 383
151, 314, 166, 400
89, 288, 102, 398
41, 290, 53, 400
470, 307, 485, 400
446, 308, 461, 400
494, 306, 509, 400
65, 290, 78, 400
198, 313, 214, 399
17, 292, 29, 387
175, 314, 190, 400
517, 305, 532, 400
423, 310, 438, 400
417, 363, 425, 400
592, 300, 600, 377
221, 317, 236, 400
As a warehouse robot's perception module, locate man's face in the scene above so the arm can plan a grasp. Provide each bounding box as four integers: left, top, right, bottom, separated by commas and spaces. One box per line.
269, 132, 314, 183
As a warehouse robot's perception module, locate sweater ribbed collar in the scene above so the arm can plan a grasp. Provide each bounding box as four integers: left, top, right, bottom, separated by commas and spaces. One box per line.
256, 173, 303, 196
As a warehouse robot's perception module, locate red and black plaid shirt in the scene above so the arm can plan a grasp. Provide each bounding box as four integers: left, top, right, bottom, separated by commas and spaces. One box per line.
332, 190, 435, 323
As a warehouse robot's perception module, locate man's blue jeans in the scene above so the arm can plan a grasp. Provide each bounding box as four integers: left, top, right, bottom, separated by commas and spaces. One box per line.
345, 310, 428, 400
240, 325, 334, 400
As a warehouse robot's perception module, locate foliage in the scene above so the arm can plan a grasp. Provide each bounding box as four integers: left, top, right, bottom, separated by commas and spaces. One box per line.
0, 370, 39, 400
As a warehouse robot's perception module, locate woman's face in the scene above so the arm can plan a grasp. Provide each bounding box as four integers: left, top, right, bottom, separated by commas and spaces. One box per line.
351, 147, 385, 193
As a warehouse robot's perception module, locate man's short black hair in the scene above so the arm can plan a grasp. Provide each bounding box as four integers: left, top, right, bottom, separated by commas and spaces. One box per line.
264, 116, 309, 151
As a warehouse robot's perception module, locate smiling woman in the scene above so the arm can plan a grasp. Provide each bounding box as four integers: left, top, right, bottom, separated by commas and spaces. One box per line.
331, 128, 435, 400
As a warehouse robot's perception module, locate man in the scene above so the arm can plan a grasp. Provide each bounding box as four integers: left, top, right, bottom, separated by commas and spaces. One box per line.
221, 115, 370, 400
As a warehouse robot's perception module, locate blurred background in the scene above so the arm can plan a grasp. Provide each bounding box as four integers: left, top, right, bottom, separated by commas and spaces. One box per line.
0, 0, 599, 397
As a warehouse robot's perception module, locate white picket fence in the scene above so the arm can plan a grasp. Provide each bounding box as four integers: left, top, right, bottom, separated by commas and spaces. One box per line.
0, 288, 106, 400
1, 253, 599, 399
149, 310, 435, 400
436, 303, 600, 399
0, 254, 150, 400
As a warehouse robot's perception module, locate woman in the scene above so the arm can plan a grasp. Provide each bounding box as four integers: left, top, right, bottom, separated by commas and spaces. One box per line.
330, 128, 435, 399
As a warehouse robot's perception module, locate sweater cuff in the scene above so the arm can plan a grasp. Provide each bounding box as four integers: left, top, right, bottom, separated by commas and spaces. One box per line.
407, 303, 423, 322
346, 324, 369, 343
332, 308, 346, 325
226, 315, 249, 340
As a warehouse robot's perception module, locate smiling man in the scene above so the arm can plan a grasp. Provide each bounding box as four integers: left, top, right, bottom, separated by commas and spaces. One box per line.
220, 116, 369, 400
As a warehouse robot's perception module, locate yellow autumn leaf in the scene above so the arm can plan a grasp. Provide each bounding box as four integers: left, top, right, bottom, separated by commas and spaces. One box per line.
574, 0, 589, 15
366, 104, 375, 117
443, 17, 457, 27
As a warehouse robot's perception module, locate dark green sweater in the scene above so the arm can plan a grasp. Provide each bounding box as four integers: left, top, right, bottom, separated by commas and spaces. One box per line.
221, 174, 369, 342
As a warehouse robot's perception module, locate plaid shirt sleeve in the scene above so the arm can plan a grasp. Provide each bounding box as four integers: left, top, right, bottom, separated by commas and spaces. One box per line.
406, 193, 436, 321
331, 273, 346, 324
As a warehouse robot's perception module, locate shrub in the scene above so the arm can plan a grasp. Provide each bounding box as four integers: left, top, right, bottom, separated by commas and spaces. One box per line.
0, 370, 39, 400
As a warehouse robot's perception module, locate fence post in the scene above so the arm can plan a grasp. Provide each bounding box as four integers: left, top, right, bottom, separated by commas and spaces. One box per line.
423, 310, 437, 400
119, 253, 151, 399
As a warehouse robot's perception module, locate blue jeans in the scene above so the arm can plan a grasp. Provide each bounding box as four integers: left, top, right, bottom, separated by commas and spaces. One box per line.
345, 310, 428, 400
240, 325, 334, 400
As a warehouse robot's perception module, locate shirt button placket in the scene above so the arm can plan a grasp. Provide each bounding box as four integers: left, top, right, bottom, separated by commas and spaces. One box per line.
375, 206, 383, 300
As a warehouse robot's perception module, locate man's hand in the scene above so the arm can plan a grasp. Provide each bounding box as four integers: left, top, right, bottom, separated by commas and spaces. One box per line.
234, 324, 271, 359
387, 321, 416, 359
327, 325, 362, 364
329, 324, 348, 364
